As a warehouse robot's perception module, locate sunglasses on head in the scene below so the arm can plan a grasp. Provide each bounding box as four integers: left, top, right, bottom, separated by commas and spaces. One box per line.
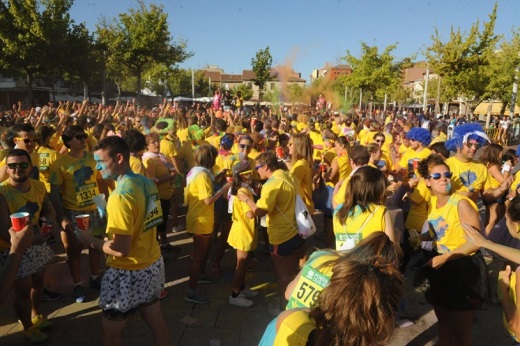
465, 142, 480, 149
255, 164, 265, 170
15, 137, 34, 144
239, 144, 251, 149
7, 162, 30, 170
73, 134, 88, 141
428, 172, 453, 180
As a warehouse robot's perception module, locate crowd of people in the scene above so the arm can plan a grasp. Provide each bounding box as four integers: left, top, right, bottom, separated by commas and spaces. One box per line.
0, 96, 520, 345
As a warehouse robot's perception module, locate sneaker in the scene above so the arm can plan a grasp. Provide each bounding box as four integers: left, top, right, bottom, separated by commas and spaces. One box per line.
197, 273, 218, 284
31, 315, 53, 330
160, 289, 168, 300
210, 263, 221, 279
74, 285, 86, 303
229, 294, 254, 308
41, 289, 62, 302
241, 287, 259, 298
25, 325, 47, 344
184, 290, 209, 304
89, 276, 102, 290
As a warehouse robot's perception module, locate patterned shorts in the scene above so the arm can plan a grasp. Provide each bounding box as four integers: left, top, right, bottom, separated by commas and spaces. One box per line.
99, 257, 165, 320
0, 243, 54, 279
65, 209, 105, 236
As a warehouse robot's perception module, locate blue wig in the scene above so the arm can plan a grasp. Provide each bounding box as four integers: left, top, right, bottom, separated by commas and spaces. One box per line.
515, 145, 520, 158
407, 127, 432, 146
220, 134, 234, 150
445, 123, 489, 152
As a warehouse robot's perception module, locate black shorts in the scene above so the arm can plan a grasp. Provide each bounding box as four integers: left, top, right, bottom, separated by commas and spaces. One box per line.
269, 234, 305, 257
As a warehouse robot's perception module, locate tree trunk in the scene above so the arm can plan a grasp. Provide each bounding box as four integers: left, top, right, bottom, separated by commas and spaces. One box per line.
485, 100, 493, 128
136, 67, 142, 103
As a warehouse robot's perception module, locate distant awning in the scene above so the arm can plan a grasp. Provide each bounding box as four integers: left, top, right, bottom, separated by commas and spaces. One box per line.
474, 101, 519, 115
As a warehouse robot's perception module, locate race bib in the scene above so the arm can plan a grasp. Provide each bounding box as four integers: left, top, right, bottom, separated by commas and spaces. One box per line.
144, 193, 163, 231
287, 264, 330, 309
39, 153, 50, 171
76, 183, 99, 208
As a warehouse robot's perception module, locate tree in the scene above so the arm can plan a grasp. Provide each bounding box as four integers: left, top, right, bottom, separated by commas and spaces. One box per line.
96, 0, 191, 100
425, 2, 499, 110
233, 83, 254, 100
341, 42, 400, 107
251, 46, 272, 100
0, 0, 76, 105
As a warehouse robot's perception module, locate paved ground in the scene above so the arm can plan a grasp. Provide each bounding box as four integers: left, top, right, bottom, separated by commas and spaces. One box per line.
0, 222, 516, 346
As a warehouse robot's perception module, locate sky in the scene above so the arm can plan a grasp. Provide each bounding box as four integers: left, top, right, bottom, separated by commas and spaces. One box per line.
70, 0, 519, 82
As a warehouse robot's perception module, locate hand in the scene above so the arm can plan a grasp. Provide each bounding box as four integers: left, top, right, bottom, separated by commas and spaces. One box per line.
222, 181, 232, 193
462, 222, 487, 248
61, 218, 74, 233
428, 253, 448, 269
498, 265, 512, 301
8, 226, 33, 255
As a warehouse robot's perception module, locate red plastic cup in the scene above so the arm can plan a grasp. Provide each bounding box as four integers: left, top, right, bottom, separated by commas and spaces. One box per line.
40, 223, 53, 236
412, 158, 420, 170
251, 117, 257, 127
226, 176, 233, 183
10, 212, 30, 232
75, 214, 90, 231
276, 147, 284, 159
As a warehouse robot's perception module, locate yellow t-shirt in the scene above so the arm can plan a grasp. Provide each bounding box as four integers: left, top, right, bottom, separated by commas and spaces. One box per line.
286, 250, 336, 309
504, 272, 519, 342
256, 170, 298, 245
361, 131, 378, 146
308, 131, 323, 162
274, 310, 316, 346
446, 157, 489, 194
185, 170, 214, 235
511, 171, 520, 193
398, 148, 432, 176
290, 159, 314, 212
487, 166, 501, 189
142, 156, 174, 200
160, 136, 178, 159
129, 155, 146, 176
105, 173, 162, 270
36, 146, 59, 192
228, 187, 257, 251
405, 179, 431, 232
427, 193, 478, 254
213, 153, 239, 176
333, 203, 386, 250
176, 128, 190, 145
0, 179, 47, 250
333, 175, 351, 207
49, 152, 100, 212
322, 147, 336, 166
337, 154, 351, 181
177, 142, 196, 172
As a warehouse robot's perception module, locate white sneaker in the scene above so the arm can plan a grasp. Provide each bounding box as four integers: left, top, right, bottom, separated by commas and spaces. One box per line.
241, 287, 259, 298
229, 294, 254, 308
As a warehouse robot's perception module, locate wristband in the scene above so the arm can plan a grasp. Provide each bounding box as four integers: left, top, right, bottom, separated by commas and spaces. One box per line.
502, 165, 511, 173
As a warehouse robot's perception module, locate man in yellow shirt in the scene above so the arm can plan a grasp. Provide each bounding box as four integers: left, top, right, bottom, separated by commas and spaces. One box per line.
396, 127, 432, 181
75, 136, 169, 346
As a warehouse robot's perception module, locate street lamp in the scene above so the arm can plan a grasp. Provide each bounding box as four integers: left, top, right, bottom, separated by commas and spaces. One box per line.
510, 66, 519, 117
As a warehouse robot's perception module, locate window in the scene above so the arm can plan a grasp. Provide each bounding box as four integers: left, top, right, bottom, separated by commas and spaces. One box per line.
270, 83, 275, 90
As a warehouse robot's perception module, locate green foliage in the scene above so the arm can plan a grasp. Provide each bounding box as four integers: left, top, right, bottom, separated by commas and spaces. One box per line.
342, 42, 401, 102
233, 83, 253, 100
251, 46, 272, 98
425, 3, 500, 102
96, 0, 192, 97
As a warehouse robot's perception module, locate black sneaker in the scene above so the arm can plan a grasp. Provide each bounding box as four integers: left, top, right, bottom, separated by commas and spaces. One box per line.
42, 289, 62, 302
90, 276, 102, 290
74, 285, 87, 303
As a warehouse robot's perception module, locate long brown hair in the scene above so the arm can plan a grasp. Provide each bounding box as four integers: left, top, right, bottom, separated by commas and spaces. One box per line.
336, 166, 388, 223
309, 256, 403, 346
291, 133, 313, 166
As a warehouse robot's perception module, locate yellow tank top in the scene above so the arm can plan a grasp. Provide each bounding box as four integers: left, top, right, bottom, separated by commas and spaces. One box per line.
333, 203, 386, 250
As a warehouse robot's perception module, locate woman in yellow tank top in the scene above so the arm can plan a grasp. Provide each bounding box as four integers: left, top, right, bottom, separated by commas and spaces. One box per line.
418, 154, 490, 346
333, 166, 397, 250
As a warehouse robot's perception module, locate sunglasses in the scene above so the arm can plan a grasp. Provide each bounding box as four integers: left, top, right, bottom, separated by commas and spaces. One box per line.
15, 137, 35, 144
375, 139, 384, 143
73, 134, 88, 141
7, 162, 30, 170
465, 142, 480, 149
239, 144, 251, 149
428, 172, 453, 180
255, 164, 265, 170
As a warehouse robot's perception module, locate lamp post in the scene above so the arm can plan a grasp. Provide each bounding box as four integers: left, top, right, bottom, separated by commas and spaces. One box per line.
510, 66, 519, 117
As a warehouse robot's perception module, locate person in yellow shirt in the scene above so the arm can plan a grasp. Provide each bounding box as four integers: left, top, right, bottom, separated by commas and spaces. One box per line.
35, 125, 60, 192
444, 123, 511, 204
121, 129, 146, 176
333, 166, 397, 250
184, 145, 231, 304
332, 145, 370, 208
288, 133, 314, 212
237, 151, 305, 309
0, 149, 56, 343
227, 161, 259, 307
0, 123, 40, 183
417, 154, 489, 346
396, 127, 432, 180
75, 136, 170, 346
49, 125, 107, 303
